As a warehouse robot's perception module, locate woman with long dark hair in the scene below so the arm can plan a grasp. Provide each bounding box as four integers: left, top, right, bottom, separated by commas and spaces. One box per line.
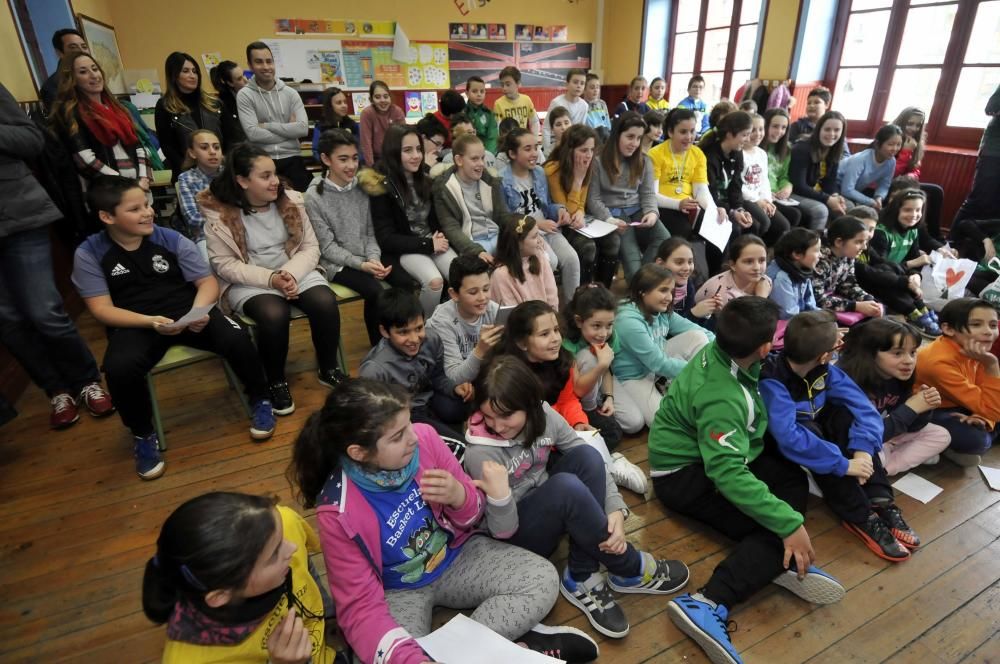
154, 51, 221, 178
208, 60, 247, 146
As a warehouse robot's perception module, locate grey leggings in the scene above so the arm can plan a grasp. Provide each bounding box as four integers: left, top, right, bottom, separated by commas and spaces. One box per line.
399, 250, 458, 317
384, 535, 558, 640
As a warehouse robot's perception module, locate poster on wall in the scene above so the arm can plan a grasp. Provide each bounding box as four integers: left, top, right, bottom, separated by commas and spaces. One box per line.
448, 41, 590, 88
514, 24, 533, 41
488, 24, 507, 40
342, 40, 449, 90
404, 91, 423, 118
78, 14, 127, 94
275, 19, 395, 38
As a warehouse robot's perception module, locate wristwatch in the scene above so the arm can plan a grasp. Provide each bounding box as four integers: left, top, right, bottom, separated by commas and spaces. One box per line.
599, 392, 613, 403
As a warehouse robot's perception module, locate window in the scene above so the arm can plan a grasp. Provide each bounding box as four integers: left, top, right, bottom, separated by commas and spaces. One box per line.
641, 0, 766, 105
828, 0, 1000, 149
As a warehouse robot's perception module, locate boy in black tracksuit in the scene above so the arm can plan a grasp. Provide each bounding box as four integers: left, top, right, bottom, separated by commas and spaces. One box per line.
72, 176, 273, 481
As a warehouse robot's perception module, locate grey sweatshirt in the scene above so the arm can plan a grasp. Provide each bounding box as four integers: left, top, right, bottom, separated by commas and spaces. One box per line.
358, 331, 455, 409
586, 154, 659, 220
425, 299, 500, 384
236, 78, 308, 160
304, 178, 380, 275
464, 402, 626, 530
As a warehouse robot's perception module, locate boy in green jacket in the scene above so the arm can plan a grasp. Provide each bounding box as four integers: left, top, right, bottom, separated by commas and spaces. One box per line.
465, 76, 499, 154
649, 297, 845, 664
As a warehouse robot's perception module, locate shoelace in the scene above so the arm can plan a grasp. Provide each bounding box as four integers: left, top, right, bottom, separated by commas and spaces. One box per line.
587, 581, 618, 611
79, 383, 106, 402
51, 393, 74, 412
879, 505, 910, 530
867, 514, 897, 542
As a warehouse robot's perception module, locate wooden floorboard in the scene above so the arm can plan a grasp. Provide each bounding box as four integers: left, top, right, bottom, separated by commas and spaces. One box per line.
0, 300, 997, 663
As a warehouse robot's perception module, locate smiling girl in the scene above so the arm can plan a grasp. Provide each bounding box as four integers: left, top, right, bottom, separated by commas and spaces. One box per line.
766, 228, 821, 320
155, 51, 222, 180
360, 80, 405, 164
489, 215, 559, 308
465, 356, 688, 638
143, 492, 338, 663
311, 87, 359, 163
743, 112, 801, 233
870, 188, 943, 272
695, 235, 772, 307
789, 111, 849, 230
51, 53, 150, 194
613, 264, 713, 426
837, 124, 903, 211
811, 216, 882, 320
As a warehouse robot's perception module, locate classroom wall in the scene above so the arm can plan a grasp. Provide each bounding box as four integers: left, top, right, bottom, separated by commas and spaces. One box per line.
602, 0, 644, 83
105, 0, 599, 79
0, 2, 36, 101
757, 0, 801, 81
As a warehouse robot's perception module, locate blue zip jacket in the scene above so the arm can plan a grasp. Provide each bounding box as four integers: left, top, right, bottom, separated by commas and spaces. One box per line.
498, 164, 564, 220
759, 353, 884, 477
767, 260, 817, 320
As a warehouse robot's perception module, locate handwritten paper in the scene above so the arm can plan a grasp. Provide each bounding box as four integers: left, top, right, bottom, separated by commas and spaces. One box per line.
158, 304, 214, 333
417, 614, 566, 664
574, 219, 619, 239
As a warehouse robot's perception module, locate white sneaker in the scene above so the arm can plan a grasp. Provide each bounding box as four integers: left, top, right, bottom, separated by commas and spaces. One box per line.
921, 454, 940, 465
610, 453, 647, 494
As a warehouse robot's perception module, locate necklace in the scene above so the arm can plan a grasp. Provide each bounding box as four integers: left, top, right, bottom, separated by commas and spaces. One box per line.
669, 146, 689, 195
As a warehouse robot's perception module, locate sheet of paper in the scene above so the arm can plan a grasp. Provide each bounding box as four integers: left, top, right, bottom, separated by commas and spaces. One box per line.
979, 465, 1000, 491
891, 473, 943, 504
574, 219, 619, 239
697, 198, 732, 253
417, 614, 565, 664
159, 304, 214, 333
575, 429, 600, 440
774, 198, 800, 207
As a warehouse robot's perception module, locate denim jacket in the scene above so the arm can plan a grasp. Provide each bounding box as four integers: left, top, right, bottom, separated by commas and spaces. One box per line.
498, 164, 564, 220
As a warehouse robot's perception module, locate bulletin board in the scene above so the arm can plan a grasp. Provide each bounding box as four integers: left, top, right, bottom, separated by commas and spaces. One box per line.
261, 38, 449, 90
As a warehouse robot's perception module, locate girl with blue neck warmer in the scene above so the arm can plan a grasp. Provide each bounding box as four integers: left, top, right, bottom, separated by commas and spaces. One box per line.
289, 378, 599, 664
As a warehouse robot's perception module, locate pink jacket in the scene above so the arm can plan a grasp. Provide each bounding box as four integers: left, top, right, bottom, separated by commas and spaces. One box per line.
199, 188, 322, 311
489, 252, 558, 309
316, 424, 486, 664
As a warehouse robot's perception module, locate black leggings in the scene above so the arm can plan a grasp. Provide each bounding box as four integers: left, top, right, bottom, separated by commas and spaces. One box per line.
564, 227, 620, 287
242, 285, 341, 383
332, 267, 414, 347
744, 200, 792, 245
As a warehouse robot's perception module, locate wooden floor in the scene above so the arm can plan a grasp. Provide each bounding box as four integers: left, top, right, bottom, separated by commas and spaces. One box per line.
1, 299, 998, 663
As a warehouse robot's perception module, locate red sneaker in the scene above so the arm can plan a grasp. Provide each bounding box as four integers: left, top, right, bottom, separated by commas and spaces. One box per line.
50, 392, 80, 429
78, 382, 115, 417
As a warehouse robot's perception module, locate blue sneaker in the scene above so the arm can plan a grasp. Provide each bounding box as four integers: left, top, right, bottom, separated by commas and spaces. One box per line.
608, 552, 689, 595
913, 311, 942, 338
666, 594, 742, 664
249, 398, 276, 441
134, 433, 165, 480
772, 564, 845, 604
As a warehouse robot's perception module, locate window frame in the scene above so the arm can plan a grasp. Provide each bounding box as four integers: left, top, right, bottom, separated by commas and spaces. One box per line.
643, 0, 767, 104
826, 0, 990, 150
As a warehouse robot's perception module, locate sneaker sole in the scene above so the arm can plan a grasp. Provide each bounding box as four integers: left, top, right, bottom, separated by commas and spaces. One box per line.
842, 521, 910, 562
137, 461, 166, 481
249, 427, 275, 441
272, 404, 296, 416
666, 602, 741, 664
607, 568, 689, 595
528, 624, 600, 659
50, 413, 81, 430
82, 404, 116, 418
889, 529, 921, 550
558, 583, 630, 639
772, 571, 845, 604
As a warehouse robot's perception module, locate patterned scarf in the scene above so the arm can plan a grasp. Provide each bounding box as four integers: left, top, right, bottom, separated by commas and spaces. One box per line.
79, 93, 138, 147
342, 447, 421, 493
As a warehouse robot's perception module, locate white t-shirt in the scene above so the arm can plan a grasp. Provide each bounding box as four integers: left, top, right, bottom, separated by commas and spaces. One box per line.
741, 146, 772, 203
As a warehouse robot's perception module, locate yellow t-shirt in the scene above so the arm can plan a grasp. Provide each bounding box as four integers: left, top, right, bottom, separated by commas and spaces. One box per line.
493, 94, 538, 130
646, 98, 670, 111
162, 506, 336, 664
648, 143, 708, 200
816, 161, 827, 192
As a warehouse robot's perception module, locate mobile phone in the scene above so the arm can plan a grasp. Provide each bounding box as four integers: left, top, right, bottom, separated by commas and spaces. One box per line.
495, 305, 515, 326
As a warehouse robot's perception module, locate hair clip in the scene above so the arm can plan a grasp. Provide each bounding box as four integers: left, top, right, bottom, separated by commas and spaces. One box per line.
516, 215, 529, 234
180, 564, 207, 591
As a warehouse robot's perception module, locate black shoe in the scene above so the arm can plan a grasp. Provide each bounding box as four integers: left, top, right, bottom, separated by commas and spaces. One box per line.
842, 512, 910, 562
517, 624, 600, 663
317, 367, 349, 389
874, 503, 920, 549
269, 382, 296, 415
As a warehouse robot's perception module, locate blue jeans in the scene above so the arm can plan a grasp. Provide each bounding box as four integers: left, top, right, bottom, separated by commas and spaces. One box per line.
473, 233, 498, 255
930, 407, 995, 455
0, 227, 100, 396
509, 445, 642, 578
611, 206, 670, 281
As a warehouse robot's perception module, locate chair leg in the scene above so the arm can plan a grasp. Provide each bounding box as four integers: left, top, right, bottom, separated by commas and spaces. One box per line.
146, 373, 167, 451
222, 359, 252, 417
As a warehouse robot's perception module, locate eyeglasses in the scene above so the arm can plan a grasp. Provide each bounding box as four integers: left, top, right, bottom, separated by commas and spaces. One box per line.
428, 137, 445, 149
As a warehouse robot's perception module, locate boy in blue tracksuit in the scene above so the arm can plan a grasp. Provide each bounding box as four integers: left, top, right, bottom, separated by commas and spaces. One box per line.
760, 310, 916, 563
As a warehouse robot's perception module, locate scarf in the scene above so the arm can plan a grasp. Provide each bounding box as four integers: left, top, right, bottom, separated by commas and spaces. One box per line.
166, 570, 291, 646
775, 255, 813, 284
342, 447, 420, 493
79, 94, 138, 147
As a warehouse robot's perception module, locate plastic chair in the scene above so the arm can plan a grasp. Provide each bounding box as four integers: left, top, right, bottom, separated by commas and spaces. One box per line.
147, 345, 250, 450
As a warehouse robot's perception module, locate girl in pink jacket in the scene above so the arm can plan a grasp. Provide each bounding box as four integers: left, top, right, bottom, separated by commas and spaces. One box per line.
289, 378, 599, 664
489, 215, 559, 308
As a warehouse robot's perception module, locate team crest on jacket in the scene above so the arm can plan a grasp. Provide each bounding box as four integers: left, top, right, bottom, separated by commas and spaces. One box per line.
152, 254, 169, 273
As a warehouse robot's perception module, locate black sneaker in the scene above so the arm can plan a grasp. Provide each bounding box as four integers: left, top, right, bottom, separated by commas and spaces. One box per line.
608, 553, 690, 595
269, 382, 296, 416
317, 367, 349, 389
517, 624, 600, 663
874, 503, 920, 549
842, 512, 910, 562
559, 568, 629, 638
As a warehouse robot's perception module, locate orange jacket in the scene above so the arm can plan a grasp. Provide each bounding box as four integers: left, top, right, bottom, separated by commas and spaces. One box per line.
552, 366, 589, 428
914, 336, 1000, 428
